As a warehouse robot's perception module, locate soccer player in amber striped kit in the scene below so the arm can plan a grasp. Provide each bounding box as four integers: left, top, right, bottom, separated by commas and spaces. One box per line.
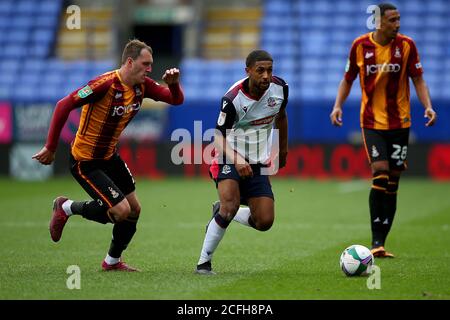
330, 3, 437, 257
33, 40, 184, 271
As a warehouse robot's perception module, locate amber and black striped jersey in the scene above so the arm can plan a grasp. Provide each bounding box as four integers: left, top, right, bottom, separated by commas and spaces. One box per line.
345, 32, 423, 130
45, 70, 184, 160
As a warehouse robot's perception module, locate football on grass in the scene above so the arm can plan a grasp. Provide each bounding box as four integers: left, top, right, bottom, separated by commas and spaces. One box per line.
340, 244, 374, 276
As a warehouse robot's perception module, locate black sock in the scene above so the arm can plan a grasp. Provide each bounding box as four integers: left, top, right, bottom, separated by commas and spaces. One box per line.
108, 216, 139, 258
384, 175, 400, 242
71, 200, 114, 224
369, 171, 389, 247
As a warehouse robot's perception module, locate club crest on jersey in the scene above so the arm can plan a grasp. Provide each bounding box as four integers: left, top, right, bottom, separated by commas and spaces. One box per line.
395, 47, 401, 58
77, 85, 93, 98
371, 145, 380, 158
114, 92, 122, 99
267, 97, 276, 108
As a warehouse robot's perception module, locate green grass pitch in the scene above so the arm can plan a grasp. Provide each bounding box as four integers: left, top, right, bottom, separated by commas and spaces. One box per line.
0, 177, 449, 300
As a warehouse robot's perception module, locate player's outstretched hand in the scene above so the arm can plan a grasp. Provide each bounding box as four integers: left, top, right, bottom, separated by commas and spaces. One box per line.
162, 68, 180, 85
32, 146, 55, 165
424, 107, 437, 127
330, 107, 343, 127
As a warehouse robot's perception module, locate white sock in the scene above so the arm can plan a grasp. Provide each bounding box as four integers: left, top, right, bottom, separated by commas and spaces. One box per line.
198, 218, 226, 265
62, 200, 74, 216
104, 254, 120, 265
233, 207, 252, 227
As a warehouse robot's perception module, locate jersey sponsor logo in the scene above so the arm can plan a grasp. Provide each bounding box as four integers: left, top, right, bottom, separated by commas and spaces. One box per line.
365, 52, 374, 59
77, 85, 93, 98
250, 114, 276, 126
366, 63, 401, 75
267, 97, 276, 108
221, 165, 231, 175
217, 111, 226, 126
111, 103, 141, 116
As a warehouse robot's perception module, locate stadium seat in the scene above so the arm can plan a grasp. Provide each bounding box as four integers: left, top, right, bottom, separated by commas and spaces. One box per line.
5, 29, 29, 43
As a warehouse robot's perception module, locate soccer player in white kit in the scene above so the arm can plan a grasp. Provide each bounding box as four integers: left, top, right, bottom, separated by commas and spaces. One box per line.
195, 50, 289, 274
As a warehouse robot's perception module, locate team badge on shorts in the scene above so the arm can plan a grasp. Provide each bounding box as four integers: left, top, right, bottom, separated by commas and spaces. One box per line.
222, 165, 231, 175
371, 145, 380, 158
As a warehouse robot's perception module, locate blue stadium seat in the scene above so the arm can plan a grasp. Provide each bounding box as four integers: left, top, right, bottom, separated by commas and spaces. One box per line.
34, 14, 59, 28
0, 13, 11, 30
10, 16, 34, 29
5, 29, 29, 43
39, 83, 64, 102
32, 29, 55, 44
264, 0, 292, 15
29, 43, 50, 58
94, 60, 115, 74
0, 0, 13, 14
3, 45, 26, 58
40, 0, 63, 15
403, 0, 423, 13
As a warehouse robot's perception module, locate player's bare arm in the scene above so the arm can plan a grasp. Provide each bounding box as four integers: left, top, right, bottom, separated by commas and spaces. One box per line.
275, 108, 288, 168
412, 75, 437, 127
330, 79, 353, 126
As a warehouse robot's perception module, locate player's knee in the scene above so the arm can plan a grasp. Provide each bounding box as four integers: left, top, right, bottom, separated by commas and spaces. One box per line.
220, 200, 240, 220
110, 200, 131, 222
255, 217, 273, 231
130, 203, 141, 218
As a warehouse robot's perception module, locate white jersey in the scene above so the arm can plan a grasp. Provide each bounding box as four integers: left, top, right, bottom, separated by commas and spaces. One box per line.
216, 76, 288, 164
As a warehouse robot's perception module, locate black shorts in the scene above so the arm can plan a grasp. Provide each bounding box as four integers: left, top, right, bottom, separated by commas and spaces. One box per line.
362, 128, 410, 171
209, 162, 274, 205
70, 153, 135, 208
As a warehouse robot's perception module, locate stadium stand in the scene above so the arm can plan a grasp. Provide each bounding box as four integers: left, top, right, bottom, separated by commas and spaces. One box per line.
0, 0, 115, 102
181, 0, 449, 102
2, 0, 447, 104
